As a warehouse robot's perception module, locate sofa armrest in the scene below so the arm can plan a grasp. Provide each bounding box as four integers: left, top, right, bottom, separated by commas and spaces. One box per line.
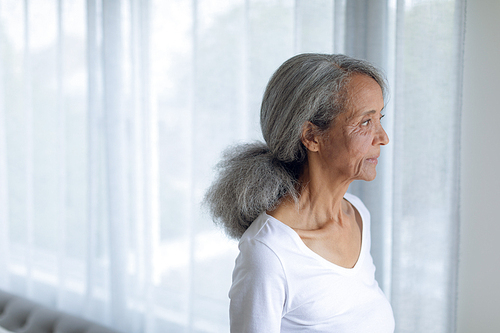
0, 290, 119, 333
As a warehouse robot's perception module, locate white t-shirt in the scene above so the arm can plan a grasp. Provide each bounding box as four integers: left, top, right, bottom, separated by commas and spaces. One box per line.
229, 193, 395, 332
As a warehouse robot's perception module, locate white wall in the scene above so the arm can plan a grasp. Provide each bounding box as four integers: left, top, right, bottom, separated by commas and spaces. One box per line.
457, 0, 500, 332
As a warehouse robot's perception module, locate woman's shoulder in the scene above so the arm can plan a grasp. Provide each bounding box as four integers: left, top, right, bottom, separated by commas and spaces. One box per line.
239, 213, 293, 249
237, 212, 301, 265
233, 214, 288, 283
239, 212, 271, 243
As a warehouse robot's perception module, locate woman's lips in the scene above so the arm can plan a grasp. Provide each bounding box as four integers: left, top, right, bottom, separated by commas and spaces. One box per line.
366, 156, 379, 164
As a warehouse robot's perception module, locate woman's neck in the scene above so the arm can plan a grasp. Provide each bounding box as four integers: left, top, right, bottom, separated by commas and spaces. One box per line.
268, 164, 353, 230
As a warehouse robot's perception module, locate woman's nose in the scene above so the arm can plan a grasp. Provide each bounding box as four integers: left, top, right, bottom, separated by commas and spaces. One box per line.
377, 124, 389, 146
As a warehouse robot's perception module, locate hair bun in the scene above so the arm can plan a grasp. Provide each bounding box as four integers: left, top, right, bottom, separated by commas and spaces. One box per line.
204, 142, 298, 239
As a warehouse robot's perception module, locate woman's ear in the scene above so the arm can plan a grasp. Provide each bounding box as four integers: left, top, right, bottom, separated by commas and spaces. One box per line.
301, 122, 321, 152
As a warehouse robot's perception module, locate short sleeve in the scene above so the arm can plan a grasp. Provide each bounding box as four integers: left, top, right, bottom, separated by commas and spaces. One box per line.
229, 238, 287, 333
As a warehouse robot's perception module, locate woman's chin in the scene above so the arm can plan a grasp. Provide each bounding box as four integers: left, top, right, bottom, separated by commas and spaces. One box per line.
357, 169, 377, 182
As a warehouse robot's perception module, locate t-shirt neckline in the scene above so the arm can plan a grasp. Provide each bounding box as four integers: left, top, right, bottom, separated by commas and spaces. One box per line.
265, 194, 366, 275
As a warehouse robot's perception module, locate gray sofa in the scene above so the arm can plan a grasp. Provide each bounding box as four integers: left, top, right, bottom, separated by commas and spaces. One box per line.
0, 290, 119, 333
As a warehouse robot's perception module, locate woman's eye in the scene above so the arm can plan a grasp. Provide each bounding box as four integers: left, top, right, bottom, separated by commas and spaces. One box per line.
361, 119, 371, 126
380, 114, 386, 121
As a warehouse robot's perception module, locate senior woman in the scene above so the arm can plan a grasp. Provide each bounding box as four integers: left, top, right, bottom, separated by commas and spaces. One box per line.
205, 53, 394, 332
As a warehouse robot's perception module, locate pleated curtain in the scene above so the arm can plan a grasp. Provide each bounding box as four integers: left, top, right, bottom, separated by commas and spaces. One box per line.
0, 0, 465, 332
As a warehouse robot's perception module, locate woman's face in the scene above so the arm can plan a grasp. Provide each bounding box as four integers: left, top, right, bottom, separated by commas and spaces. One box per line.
318, 74, 389, 182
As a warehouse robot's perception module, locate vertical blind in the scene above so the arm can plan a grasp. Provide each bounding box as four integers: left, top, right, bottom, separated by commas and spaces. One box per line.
0, 0, 464, 332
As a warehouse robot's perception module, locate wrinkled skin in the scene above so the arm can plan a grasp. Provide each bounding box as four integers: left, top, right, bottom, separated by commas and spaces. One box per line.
268, 74, 390, 268
309, 74, 389, 185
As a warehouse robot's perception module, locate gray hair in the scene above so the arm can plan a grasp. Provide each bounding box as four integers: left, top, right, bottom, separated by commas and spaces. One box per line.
204, 53, 386, 239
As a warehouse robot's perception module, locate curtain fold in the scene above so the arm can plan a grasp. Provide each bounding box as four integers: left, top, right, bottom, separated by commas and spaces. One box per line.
102, 0, 129, 328
0, 2, 8, 287
347, 1, 464, 332
0, 0, 464, 332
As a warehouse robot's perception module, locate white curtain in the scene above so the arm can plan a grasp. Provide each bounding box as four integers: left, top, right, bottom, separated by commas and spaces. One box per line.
0, 0, 464, 332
